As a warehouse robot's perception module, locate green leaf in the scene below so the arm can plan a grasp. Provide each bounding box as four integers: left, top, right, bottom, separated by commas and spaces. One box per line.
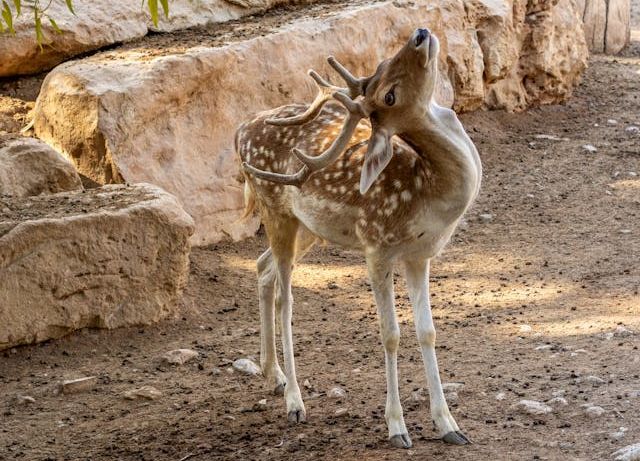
1, 1, 14, 34
0, 18, 4, 33
148, 0, 158, 27
35, 11, 44, 50
159, 0, 168, 19
65, 0, 75, 15
49, 17, 62, 34
12, 0, 19, 16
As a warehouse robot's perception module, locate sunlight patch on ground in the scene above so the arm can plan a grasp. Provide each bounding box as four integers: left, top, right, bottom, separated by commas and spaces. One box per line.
221, 253, 368, 290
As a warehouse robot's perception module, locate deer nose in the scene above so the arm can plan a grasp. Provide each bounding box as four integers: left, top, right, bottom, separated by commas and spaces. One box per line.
415, 28, 430, 47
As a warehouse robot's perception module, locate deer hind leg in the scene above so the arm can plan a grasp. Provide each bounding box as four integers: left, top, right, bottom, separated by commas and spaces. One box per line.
257, 248, 287, 395
366, 252, 411, 449
264, 216, 307, 423
258, 226, 317, 397
403, 258, 470, 445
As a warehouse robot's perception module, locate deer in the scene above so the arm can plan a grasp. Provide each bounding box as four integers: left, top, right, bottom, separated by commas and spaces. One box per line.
235, 28, 482, 449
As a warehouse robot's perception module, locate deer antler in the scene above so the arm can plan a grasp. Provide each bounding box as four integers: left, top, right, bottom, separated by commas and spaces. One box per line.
243, 92, 367, 187
265, 70, 346, 127
266, 56, 368, 126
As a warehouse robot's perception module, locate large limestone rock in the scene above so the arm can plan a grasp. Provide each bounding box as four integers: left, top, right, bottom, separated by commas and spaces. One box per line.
0, 0, 316, 77
577, 0, 631, 53
0, 183, 194, 350
0, 136, 83, 197
33, 0, 588, 244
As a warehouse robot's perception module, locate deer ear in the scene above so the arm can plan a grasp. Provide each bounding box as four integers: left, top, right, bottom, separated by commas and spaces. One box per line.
359, 128, 393, 194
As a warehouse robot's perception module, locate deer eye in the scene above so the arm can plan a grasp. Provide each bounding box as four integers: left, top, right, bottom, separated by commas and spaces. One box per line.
384, 90, 395, 106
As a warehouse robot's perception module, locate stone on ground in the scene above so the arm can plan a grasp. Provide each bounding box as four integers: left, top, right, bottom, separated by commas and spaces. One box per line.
612, 443, 640, 461
162, 349, 199, 365
328, 386, 347, 399
33, 0, 588, 244
124, 386, 163, 400
0, 183, 194, 350
514, 399, 553, 415
58, 377, 98, 394
232, 358, 261, 375
0, 136, 82, 198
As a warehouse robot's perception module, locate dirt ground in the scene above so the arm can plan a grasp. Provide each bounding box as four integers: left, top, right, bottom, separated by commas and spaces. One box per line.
2, 12, 640, 461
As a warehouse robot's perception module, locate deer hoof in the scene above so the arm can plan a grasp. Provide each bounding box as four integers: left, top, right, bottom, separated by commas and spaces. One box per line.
287, 409, 306, 424
389, 433, 412, 449
442, 431, 470, 445
273, 383, 286, 395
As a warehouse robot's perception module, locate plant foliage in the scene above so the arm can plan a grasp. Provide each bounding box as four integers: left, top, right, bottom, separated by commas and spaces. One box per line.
0, 0, 169, 49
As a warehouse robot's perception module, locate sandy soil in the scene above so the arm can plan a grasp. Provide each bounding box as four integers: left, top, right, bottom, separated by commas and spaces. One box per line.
1, 10, 640, 461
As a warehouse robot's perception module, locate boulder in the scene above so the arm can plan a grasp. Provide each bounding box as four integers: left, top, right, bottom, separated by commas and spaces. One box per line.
578, 0, 630, 53
0, 136, 83, 197
0, 183, 194, 350
32, 0, 588, 244
0, 0, 318, 77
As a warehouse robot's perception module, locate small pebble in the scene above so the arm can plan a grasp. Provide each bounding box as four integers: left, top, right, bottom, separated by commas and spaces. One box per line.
612, 442, 640, 461
513, 400, 552, 415
16, 395, 36, 405
581, 375, 606, 386
442, 382, 464, 392
479, 213, 493, 223
253, 399, 268, 412
328, 386, 347, 399
611, 427, 629, 441
232, 358, 261, 375
548, 397, 568, 407
124, 386, 162, 401
162, 349, 199, 365
58, 376, 97, 395
584, 405, 605, 418
582, 144, 597, 153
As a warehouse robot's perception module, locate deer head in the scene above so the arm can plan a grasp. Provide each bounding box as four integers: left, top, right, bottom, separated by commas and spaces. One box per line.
243, 28, 441, 194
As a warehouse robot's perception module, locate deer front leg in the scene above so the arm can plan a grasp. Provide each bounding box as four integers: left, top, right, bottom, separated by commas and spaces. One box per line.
367, 253, 412, 449
403, 258, 470, 445
257, 248, 287, 395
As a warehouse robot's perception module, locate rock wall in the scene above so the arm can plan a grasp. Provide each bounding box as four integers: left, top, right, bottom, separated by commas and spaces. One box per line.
0, 184, 194, 350
32, 0, 588, 245
0, 0, 317, 77
576, 0, 631, 53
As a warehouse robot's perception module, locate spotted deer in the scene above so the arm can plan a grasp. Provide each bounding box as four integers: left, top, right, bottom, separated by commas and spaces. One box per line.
235, 28, 482, 448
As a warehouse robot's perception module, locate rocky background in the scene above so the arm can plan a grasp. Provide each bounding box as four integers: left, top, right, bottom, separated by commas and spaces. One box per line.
27, 0, 591, 244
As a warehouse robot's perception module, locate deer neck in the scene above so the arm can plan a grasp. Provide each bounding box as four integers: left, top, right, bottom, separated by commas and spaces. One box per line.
399, 102, 481, 215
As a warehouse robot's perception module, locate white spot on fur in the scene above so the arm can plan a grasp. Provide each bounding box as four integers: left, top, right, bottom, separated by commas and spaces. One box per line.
400, 190, 412, 202
393, 179, 402, 190
414, 175, 423, 189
